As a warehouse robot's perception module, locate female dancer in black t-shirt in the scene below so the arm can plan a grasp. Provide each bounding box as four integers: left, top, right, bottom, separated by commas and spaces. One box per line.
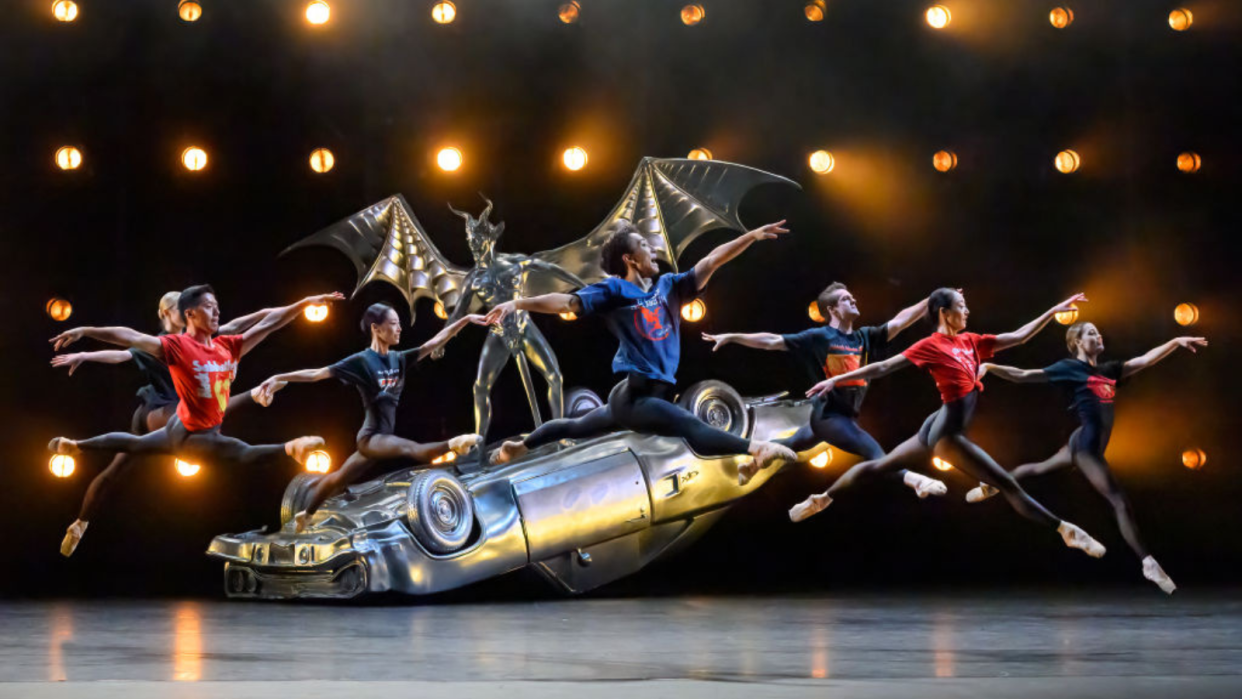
973, 322, 1207, 593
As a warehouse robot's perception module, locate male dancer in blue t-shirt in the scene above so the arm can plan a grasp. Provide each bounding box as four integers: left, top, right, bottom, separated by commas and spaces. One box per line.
486, 219, 798, 478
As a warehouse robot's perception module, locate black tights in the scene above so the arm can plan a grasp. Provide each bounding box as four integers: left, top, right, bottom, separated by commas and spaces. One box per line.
302, 433, 453, 516
776, 407, 912, 484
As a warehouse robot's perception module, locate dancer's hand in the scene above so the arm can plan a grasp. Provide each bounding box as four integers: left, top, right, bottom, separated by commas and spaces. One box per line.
50, 353, 86, 376
1051, 293, 1088, 314
303, 291, 346, 306
701, 333, 731, 351
1174, 336, 1208, 353
484, 302, 517, 325
977, 363, 993, 381
50, 328, 86, 352
256, 377, 286, 406
465, 313, 493, 326
747, 220, 790, 241
806, 377, 837, 398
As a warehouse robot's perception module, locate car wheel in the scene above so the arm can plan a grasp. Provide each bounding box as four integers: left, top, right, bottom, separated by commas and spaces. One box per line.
564, 387, 603, 418
279, 473, 321, 527
406, 470, 475, 554
677, 379, 751, 438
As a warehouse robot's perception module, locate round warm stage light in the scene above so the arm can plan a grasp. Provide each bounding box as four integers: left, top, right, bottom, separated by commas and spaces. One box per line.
53, 1, 78, 22
925, 5, 951, 29
809, 150, 835, 174
1173, 303, 1199, 326
306, 1, 330, 25
808, 300, 824, 323
681, 299, 707, 323
1049, 7, 1073, 29
688, 148, 713, 161
182, 147, 208, 172
1054, 149, 1080, 174
175, 459, 201, 477
55, 146, 82, 171
1168, 9, 1192, 31
805, 0, 827, 22
1177, 152, 1201, 173
1182, 448, 1206, 470
1055, 306, 1079, 325
433, 302, 448, 320
309, 148, 335, 174
303, 304, 329, 322
305, 450, 332, 473
432, 451, 458, 465
681, 4, 705, 26
47, 298, 73, 321
437, 147, 463, 172
563, 147, 588, 171
932, 456, 953, 471
432, 1, 456, 24
559, 311, 578, 321
558, 2, 580, 24
178, 0, 202, 22
810, 449, 832, 469
50, 455, 75, 478
933, 150, 957, 172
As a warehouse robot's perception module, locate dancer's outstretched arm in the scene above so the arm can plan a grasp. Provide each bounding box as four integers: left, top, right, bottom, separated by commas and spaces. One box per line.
1121, 336, 1207, 379
484, 292, 580, 322
978, 363, 1049, 384
993, 293, 1087, 351
807, 354, 912, 398
238, 292, 344, 357
50, 326, 163, 358
692, 221, 789, 290
50, 350, 134, 376
701, 332, 786, 352
406, 314, 492, 362
884, 295, 932, 341
219, 308, 278, 335
256, 366, 333, 405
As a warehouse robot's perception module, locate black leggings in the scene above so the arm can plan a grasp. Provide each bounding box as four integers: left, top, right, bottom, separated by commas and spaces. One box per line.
524, 374, 752, 457
75, 413, 288, 468
775, 405, 910, 481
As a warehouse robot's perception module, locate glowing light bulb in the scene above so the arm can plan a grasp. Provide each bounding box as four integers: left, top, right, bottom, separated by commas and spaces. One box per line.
182, 147, 208, 172
50, 455, 76, 478
810, 449, 832, 469
1054, 149, 1080, 174
680, 4, 705, 26
47, 298, 73, 321
306, 1, 330, 25
558, 2, 580, 24
1055, 306, 1079, 325
53, 1, 78, 22
933, 150, 957, 172
55, 146, 82, 170
179, 0, 202, 22
680, 299, 706, 323
305, 450, 332, 473
1182, 448, 1205, 470
437, 147, 463, 172
432, 1, 456, 24
1168, 8, 1192, 31
932, 456, 953, 471
808, 301, 825, 323
304, 304, 329, 322
926, 5, 951, 29
688, 148, 713, 161
809, 150, 835, 174
1049, 7, 1073, 29
175, 459, 201, 477
432, 451, 458, 465
1173, 303, 1199, 326
563, 146, 588, 171
805, 0, 827, 23
559, 311, 578, 321
1177, 152, 1200, 173
309, 148, 335, 173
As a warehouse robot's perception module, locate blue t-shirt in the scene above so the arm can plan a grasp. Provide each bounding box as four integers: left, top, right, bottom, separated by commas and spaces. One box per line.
573, 270, 700, 384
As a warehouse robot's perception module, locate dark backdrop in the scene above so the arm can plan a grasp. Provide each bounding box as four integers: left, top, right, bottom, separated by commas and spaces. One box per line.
1, 0, 1238, 597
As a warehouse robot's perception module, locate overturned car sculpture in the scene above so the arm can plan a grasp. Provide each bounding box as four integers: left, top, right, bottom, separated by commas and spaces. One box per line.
208, 380, 813, 600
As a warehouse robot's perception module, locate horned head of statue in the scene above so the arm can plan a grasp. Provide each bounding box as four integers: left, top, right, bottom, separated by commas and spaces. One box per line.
449, 193, 506, 263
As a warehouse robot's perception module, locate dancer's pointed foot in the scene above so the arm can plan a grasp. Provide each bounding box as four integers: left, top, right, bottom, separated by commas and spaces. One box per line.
285, 436, 326, 464
789, 493, 833, 522
491, 440, 528, 465
903, 472, 948, 499
449, 433, 483, 455
60, 520, 88, 557
750, 441, 798, 472
293, 510, 312, 534
1142, 556, 1177, 594
737, 459, 759, 486
1058, 521, 1107, 558
48, 437, 81, 456
966, 483, 1000, 503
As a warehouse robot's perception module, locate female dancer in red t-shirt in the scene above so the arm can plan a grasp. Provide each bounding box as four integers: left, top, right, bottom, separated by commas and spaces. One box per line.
789, 288, 1107, 560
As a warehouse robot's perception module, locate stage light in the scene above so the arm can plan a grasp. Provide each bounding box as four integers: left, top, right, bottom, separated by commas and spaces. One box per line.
437, 147, 463, 172
432, 1, 456, 24
53, 1, 78, 22
925, 5, 951, 29
810, 448, 832, 469
558, 2, 580, 24
808, 300, 824, 323
1054, 149, 1080, 174
1049, 7, 1073, 29
681, 299, 707, 323
933, 150, 957, 172
303, 304, 329, 322
433, 301, 448, 320
563, 146, 588, 171
809, 150, 835, 174
681, 4, 705, 26
932, 456, 953, 471
182, 147, 208, 172
432, 451, 458, 465
1177, 152, 1201, 173
1173, 303, 1199, 326
175, 459, 201, 477
55, 146, 82, 171
805, 0, 826, 22
1055, 306, 1078, 325
50, 455, 75, 479
306, 1, 330, 25
1168, 8, 1192, 31
1182, 448, 1206, 470
309, 148, 335, 174
178, 0, 202, 22
46, 298, 73, 321
688, 148, 713, 161
305, 450, 332, 474
559, 311, 578, 321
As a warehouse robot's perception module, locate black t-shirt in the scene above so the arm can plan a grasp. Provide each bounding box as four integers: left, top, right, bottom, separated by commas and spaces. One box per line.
130, 347, 178, 407
331, 348, 416, 434
1043, 358, 1125, 436
781, 323, 891, 417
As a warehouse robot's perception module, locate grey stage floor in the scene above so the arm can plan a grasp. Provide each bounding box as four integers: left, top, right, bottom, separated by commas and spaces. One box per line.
2, 590, 1240, 698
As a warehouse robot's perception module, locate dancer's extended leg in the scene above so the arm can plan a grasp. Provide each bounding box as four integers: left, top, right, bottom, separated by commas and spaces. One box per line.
967, 442, 1074, 504
789, 434, 929, 522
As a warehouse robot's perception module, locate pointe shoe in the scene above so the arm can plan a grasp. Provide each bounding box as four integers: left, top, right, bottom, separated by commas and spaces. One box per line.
48, 437, 81, 456
490, 440, 528, 465
60, 520, 88, 557
904, 472, 948, 499
286, 436, 326, 464
1142, 556, 1177, 594
449, 434, 483, 455
789, 494, 833, 523
293, 511, 312, 534
737, 459, 759, 486
966, 483, 999, 503
1058, 522, 1107, 558
751, 442, 798, 471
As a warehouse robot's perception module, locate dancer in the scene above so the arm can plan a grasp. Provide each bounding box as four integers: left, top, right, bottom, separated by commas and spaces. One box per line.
789, 288, 1108, 560
702, 283, 946, 495
256, 302, 491, 531
485, 220, 798, 476
50, 289, 341, 556
966, 323, 1207, 593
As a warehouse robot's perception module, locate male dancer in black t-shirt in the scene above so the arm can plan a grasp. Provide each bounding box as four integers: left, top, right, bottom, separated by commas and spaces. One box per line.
703, 282, 947, 495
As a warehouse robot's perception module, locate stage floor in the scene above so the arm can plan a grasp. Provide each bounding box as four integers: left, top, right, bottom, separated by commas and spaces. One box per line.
2, 590, 1239, 698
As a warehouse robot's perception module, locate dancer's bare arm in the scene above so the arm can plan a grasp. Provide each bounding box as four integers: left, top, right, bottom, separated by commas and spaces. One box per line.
50, 350, 134, 376
410, 314, 492, 362
885, 295, 932, 341
238, 292, 345, 356
50, 326, 163, 358
977, 363, 1049, 384
1122, 336, 1208, 378
993, 293, 1087, 351
255, 367, 333, 405
693, 221, 790, 290
485, 293, 580, 324
807, 354, 912, 398
701, 332, 786, 352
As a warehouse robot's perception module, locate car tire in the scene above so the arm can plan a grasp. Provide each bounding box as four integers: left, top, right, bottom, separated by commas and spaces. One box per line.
279, 473, 321, 527
564, 387, 604, 418
406, 470, 475, 554
677, 379, 751, 439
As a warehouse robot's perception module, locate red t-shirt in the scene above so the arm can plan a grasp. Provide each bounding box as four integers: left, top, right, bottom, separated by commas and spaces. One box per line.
160, 334, 244, 431
901, 332, 998, 404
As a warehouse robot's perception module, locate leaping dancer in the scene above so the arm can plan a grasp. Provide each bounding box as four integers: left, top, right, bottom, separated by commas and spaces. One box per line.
970, 323, 1207, 593
486, 220, 797, 474
256, 302, 490, 532
702, 282, 947, 494
789, 289, 1109, 561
